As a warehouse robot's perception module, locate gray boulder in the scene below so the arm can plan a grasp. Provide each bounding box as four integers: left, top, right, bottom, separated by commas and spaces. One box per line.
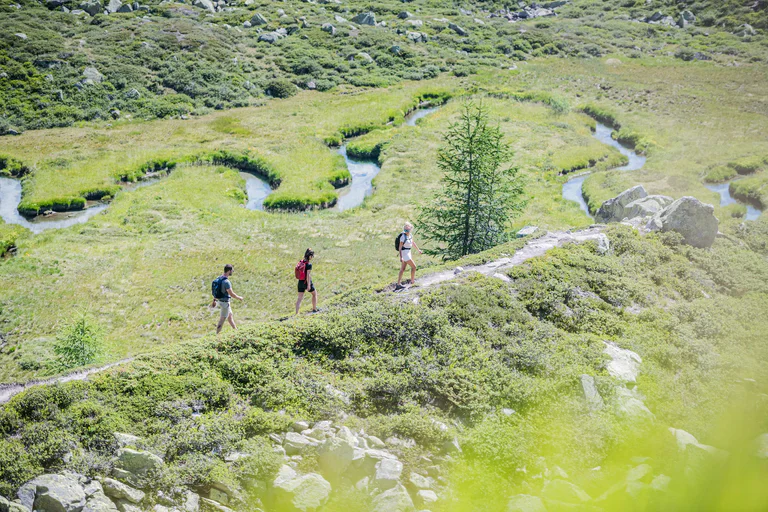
45, 0, 71, 8
603, 342, 641, 383
678, 9, 695, 28
374, 458, 403, 490
623, 195, 674, 220
101, 478, 144, 503
284, 432, 315, 455
317, 436, 355, 477
117, 3, 132, 12
82, 67, 104, 84
14, 33, 27, 40
448, 22, 468, 36
371, 484, 414, 512
258, 33, 282, 44
406, 31, 427, 43
105, 0, 122, 13
595, 185, 647, 223
398, 11, 412, 19
18, 474, 87, 512
580, 374, 604, 410
415, 490, 437, 507
616, 387, 654, 421
83, 492, 119, 512
646, 196, 719, 248
271, 466, 331, 511
352, 12, 376, 25
78, 0, 100, 15
192, 0, 214, 13
321, 23, 336, 35
405, 19, 423, 27
507, 494, 546, 512
114, 448, 165, 487
250, 12, 267, 25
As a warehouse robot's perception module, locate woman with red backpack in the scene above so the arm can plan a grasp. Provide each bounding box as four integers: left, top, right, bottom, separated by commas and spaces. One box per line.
295, 248, 318, 315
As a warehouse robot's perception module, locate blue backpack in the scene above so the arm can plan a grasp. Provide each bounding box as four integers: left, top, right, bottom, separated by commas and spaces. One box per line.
211, 276, 228, 300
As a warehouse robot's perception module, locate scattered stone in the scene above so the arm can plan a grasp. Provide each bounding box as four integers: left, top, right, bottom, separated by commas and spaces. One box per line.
646, 196, 719, 248
474, 18, 485, 24
114, 448, 165, 487
453, 267, 464, 275
284, 432, 315, 455
14, 33, 27, 40
82, 66, 104, 84
117, 3, 132, 12
272, 466, 331, 511
398, 11, 412, 19
406, 31, 427, 43
595, 185, 648, 223
603, 342, 641, 383
105, 0, 122, 13
371, 484, 414, 512
258, 32, 282, 44
517, 225, 538, 237
374, 458, 404, 490
507, 494, 546, 512
367, 436, 386, 449
114, 433, 141, 448
448, 22, 468, 35
416, 489, 437, 506
250, 12, 268, 25
356, 52, 374, 63
407, 472, 432, 490
669, 428, 726, 457
334, 15, 347, 23
580, 374, 604, 410
678, 9, 695, 28
352, 12, 376, 26
442, 437, 462, 453
102, 478, 145, 503
616, 387, 655, 421
389, 45, 402, 55
318, 436, 355, 477
623, 195, 675, 220
595, 233, 610, 255
321, 23, 336, 35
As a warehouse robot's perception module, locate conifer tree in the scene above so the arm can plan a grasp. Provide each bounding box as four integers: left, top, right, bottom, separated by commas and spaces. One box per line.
419, 101, 525, 260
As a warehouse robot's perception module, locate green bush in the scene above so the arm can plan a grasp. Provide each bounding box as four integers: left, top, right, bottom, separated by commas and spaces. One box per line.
0, 223, 27, 257
582, 103, 621, 129
728, 156, 765, 175
265, 79, 298, 99
0, 439, 40, 496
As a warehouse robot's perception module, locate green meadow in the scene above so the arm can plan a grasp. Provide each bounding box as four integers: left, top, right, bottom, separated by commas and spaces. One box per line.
1, 57, 768, 385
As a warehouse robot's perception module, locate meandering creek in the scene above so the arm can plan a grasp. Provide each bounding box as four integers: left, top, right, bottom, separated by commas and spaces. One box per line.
334, 105, 441, 212
704, 181, 762, 221
562, 123, 647, 218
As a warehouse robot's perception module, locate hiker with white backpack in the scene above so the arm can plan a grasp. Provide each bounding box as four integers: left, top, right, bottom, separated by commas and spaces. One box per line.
211, 263, 244, 333
295, 248, 318, 315
396, 222, 423, 290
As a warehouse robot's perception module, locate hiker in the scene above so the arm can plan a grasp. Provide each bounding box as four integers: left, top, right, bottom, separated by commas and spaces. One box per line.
210, 263, 243, 334
396, 222, 423, 290
295, 248, 318, 314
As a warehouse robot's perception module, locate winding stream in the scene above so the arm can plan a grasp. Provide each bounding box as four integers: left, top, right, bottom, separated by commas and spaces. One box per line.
562, 123, 647, 218
0, 177, 108, 234
704, 182, 762, 221
240, 172, 272, 211
334, 105, 441, 212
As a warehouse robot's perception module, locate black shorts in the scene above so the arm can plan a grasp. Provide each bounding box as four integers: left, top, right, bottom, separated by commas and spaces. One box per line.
298, 280, 315, 293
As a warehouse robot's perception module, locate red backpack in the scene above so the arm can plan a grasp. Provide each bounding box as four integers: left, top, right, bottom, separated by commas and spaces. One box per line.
295, 260, 307, 280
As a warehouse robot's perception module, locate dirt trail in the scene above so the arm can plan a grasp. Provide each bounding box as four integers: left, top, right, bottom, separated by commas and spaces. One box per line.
408, 226, 607, 289
0, 358, 133, 405
0, 228, 606, 404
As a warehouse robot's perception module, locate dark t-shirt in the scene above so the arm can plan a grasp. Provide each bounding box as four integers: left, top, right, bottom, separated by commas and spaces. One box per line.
304, 262, 312, 282
219, 277, 232, 302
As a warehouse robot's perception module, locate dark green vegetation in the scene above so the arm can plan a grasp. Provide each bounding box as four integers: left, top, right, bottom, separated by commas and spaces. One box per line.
2, 224, 768, 509
1, 0, 766, 133
419, 101, 525, 259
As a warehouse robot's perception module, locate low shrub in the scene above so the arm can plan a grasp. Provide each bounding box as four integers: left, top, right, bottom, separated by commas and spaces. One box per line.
0, 155, 31, 177
53, 311, 103, 370
728, 156, 765, 175
0, 223, 27, 257
265, 79, 298, 99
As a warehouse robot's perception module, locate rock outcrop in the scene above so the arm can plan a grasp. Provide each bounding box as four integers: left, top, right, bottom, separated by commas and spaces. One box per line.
646, 196, 719, 248
595, 185, 648, 223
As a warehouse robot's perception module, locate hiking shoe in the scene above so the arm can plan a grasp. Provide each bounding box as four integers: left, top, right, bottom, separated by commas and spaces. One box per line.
394, 284, 405, 291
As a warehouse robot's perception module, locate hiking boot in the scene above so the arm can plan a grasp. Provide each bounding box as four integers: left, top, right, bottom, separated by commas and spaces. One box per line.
394, 284, 405, 291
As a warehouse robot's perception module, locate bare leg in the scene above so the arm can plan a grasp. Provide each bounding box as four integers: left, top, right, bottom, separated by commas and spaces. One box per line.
408, 260, 416, 285
228, 312, 237, 330
311, 290, 318, 311
397, 261, 407, 285
217, 316, 226, 334
296, 292, 305, 315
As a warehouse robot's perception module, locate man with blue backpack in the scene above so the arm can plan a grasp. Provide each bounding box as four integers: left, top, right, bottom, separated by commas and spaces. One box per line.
210, 264, 244, 334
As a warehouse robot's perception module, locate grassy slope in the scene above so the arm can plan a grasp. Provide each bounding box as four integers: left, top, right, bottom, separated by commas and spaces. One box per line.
1, 224, 767, 509
0, 0, 765, 133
